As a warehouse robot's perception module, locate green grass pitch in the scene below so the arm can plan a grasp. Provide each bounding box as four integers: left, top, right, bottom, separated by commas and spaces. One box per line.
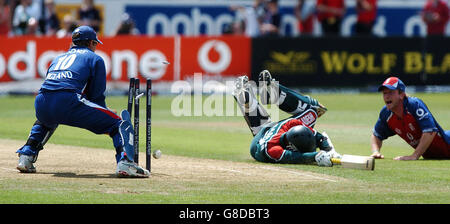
0, 92, 449, 204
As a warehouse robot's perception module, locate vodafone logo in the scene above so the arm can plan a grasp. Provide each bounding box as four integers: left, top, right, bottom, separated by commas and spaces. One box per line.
197, 40, 231, 74
139, 50, 168, 80
0, 36, 250, 83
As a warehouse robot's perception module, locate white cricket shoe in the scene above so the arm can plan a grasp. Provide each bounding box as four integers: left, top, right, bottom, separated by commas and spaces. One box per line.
258, 69, 274, 86
116, 159, 150, 178
258, 70, 278, 105
234, 75, 249, 91
17, 154, 37, 173
233, 75, 251, 105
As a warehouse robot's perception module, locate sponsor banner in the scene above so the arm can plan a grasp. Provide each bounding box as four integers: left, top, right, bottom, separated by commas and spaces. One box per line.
120, 0, 444, 37
251, 36, 450, 87
0, 36, 250, 84
179, 36, 251, 80
54, 0, 447, 37
125, 5, 234, 36
99, 36, 175, 82
0, 37, 69, 82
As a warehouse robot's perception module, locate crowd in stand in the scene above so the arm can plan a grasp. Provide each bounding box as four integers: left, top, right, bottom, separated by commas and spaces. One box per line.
0, 0, 103, 37
228, 0, 449, 37
0, 0, 448, 37
0, 0, 140, 37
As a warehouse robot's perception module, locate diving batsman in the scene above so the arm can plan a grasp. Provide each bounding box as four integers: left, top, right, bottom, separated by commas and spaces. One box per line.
233, 70, 341, 166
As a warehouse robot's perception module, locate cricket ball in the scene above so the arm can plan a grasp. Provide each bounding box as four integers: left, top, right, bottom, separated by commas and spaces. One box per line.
153, 150, 162, 159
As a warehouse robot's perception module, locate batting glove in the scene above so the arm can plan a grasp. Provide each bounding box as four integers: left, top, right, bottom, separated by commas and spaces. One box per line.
315, 150, 333, 167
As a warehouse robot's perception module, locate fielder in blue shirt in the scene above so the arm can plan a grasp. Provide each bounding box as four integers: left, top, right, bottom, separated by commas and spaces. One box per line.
16, 26, 149, 177
371, 77, 450, 160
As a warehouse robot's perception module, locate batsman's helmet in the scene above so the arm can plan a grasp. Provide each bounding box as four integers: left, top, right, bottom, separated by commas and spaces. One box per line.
285, 125, 316, 153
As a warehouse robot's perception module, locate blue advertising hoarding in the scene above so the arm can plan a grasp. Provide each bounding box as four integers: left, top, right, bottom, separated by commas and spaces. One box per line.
125, 5, 234, 36
122, 1, 445, 37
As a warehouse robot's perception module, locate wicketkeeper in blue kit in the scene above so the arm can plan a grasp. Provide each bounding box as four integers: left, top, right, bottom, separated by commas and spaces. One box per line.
16, 26, 149, 178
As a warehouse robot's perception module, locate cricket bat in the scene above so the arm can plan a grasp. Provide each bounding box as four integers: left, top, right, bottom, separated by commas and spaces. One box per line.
321, 132, 375, 171
331, 155, 375, 170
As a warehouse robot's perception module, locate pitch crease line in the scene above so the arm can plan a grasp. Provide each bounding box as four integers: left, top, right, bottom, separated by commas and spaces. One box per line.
259, 166, 338, 182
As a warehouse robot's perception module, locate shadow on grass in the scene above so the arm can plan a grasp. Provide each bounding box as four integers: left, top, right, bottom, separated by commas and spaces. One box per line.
40, 172, 116, 178
35, 172, 171, 179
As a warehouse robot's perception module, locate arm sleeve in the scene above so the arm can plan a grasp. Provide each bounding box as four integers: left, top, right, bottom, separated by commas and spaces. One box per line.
268, 145, 317, 164
373, 110, 395, 140
315, 132, 331, 151
408, 98, 438, 133
84, 57, 107, 108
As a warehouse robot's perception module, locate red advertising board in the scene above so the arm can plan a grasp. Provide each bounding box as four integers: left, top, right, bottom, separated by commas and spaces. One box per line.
179, 36, 251, 80
0, 37, 68, 82
0, 36, 250, 83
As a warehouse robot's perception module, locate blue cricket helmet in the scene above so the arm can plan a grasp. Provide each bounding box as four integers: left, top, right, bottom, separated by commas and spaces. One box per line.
378, 76, 406, 92
72, 25, 103, 44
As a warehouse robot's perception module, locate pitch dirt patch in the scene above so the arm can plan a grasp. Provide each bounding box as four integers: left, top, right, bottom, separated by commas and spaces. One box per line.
1, 139, 342, 198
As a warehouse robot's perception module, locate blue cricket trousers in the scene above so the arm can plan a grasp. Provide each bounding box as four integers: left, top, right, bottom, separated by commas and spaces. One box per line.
17, 90, 122, 157
34, 90, 121, 134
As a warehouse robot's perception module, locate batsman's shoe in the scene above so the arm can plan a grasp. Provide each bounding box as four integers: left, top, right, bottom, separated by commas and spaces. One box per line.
17, 154, 37, 173
233, 75, 249, 92
258, 70, 275, 86
258, 70, 278, 105
116, 159, 150, 178
315, 150, 333, 167
233, 75, 250, 105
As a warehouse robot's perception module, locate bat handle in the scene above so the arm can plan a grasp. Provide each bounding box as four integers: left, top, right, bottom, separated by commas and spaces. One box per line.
331, 158, 341, 165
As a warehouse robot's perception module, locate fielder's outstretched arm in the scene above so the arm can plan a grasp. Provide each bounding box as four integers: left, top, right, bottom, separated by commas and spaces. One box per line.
370, 134, 384, 159
394, 132, 436, 160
